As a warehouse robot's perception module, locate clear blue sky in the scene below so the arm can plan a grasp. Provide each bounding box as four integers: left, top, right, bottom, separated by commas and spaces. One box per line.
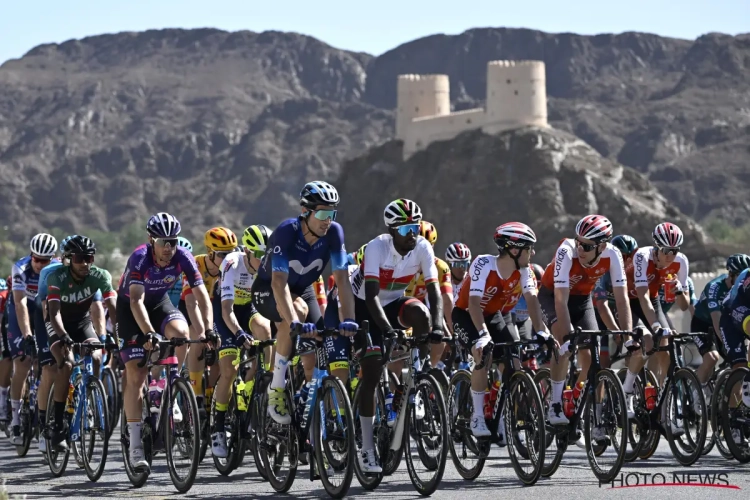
1, 0, 747, 64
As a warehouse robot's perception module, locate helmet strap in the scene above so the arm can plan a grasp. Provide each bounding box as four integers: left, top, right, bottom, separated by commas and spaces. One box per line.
301, 215, 323, 240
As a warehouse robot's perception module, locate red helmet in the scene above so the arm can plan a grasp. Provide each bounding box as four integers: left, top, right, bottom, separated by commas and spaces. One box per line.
575, 215, 613, 243
494, 222, 537, 250
445, 242, 471, 263
653, 222, 683, 248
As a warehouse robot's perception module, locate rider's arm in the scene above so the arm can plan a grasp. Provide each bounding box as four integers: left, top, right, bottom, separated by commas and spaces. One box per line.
438, 262, 454, 333
178, 250, 210, 333
268, 226, 300, 324
521, 267, 549, 336
607, 246, 633, 331
466, 257, 491, 333
552, 244, 574, 333
420, 243, 443, 329
593, 274, 619, 330
673, 254, 690, 312
633, 248, 659, 330
11, 265, 32, 337
707, 281, 723, 335
129, 284, 157, 334
46, 272, 68, 338
219, 259, 242, 334
90, 300, 106, 337
103, 296, 118, 342
329, 223, 355, 322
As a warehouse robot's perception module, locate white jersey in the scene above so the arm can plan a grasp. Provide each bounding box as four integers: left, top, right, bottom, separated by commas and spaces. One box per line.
219, 251, 256, 305
351, 234, 438, 306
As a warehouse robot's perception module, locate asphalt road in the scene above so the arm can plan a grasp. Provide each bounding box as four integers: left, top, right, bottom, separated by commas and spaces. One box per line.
1, 429, 748, 500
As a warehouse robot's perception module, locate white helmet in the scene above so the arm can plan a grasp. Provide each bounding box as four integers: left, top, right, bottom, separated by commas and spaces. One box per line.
383, 198, 422, 227
30, 233, 58, 257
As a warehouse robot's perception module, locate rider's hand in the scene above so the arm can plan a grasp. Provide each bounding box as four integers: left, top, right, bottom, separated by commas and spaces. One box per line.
141, 331, 160, 351
428, 328, 444, 345
235, 330, 254, 349
205, 329, 221, 349
338, 319, 358, 337
292, 320, 318, 339
471, 330, 492, 362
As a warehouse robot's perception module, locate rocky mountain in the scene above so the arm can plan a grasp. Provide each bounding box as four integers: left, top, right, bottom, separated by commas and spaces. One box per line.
0, 27, 748, 258
336, 126, 724, 270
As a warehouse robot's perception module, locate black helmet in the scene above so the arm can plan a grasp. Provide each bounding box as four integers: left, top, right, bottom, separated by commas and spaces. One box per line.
531, 263, 545, 282
727, 254, 750, 274
611, 235, 638, 256
64, 235, 96, 255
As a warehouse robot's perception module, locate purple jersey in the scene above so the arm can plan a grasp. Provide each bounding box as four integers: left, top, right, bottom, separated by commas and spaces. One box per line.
119, 244, 203, 306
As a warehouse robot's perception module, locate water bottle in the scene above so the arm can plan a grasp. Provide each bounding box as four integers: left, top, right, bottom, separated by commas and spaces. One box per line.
29, 379, 39, 410
148, 379, 166, 414
644, 383, 658, 411
66, 384, 75, 414
385, 392, 396, 427
562, 386, 574, 418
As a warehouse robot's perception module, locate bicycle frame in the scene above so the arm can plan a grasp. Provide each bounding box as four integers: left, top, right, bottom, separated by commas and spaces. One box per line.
69, 344, 106, 443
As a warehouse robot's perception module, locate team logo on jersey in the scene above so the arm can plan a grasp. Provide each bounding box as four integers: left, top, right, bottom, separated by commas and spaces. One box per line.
554, 247, 568, 278
289, 259, 324, 275
634, 252, 645, 278
164, 275, 175, 284
472, 257, 490, 281
570, 275, 584, 286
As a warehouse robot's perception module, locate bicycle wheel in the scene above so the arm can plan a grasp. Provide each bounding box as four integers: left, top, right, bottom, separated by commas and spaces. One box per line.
711, 368, 733, 459
664, 368, 706, 466
447, 369, 485, 480
260, 382, 299, 493
165, 377, 201, 493
615, 368, 647, 462
17, 386, 32, 457
250, 374, 271, 480
533, 368, 566, 477
505, 370, 545, 485
211, 388, 242, 476
381, 370, 403, 475
701, 376, 716, 456
719, 367, 750, 463
313, 376, 355, 499
638, 368, 661, 460
100, 367, 118, 440
81, 378, 109, 481
403, 373, 448, 496
352, 378, 386, 490
584, 369, 627, 483
44, 384, 70, 477
121, 390, 151, 487
198, 369, 210, 463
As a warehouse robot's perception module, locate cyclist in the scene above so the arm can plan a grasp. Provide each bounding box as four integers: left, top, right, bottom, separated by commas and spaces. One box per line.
35, 235, 106, 454
351, 198, 444, 473
445, 242, 472, 298
118, 213, 215, 471
539, 215, 632, 428
512, 263, 545, 341
182, 227, 234, 412
6, 233, 58, 445
46, 236, 117, 451
404, 220, 454, 369
251, 181, 358, 426
210, 224, 273, 458
453, 222, 553, 439
0, 277, 10, 433
620, 223, 689, 425
692, 254, 750, 395
168, 237, 193, 308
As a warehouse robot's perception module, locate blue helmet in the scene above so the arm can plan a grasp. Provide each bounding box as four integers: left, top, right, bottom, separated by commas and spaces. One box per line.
177, 236, 193, 253
0, 278, 7, 291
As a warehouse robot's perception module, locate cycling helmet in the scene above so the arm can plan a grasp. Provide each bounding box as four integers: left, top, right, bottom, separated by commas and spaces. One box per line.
445, 242, 471, 263
146, 212, 181, 238
727, 253, 750, 274
177, 236, 193, 253
30, 233, 58, 257
531, 263, 545, 281
383, 199, 422, 227
64, 235, 96, 255
0, 278, 7, 291
60, 235, 77, 250
300, 181, 339, 208
419, 221, 438, 246
611, 235, 638, 256
204, 227, 238, 252
575, 215, 613, 243
653, 222, 683, 248
494, 222, 537, 250
354, 244, 367, 266
242, 225, 272, 252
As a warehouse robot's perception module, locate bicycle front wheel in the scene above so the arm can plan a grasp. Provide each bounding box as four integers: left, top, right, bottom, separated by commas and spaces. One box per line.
313, 376, 355, 499
44, 383, 70, 477
403, 373, 448, 496
505, 370, 545, 485
100, 367, 118, 440
165, 377, 201, 493
81, 378, 109, 481
584, 369, 627, 483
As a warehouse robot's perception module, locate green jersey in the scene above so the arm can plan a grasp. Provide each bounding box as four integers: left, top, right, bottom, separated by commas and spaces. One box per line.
46, 265, 116, 320
694, 274, 730, 323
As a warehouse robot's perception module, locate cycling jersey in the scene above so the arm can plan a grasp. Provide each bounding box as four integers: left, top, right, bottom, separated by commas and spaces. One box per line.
181, 254, 221, 300
47, 265, 116, 321
0, 290, 8, 315
257, 217, 348, 294
313, 276, 327, 309
694, 275, 729, 322
455, 255, 536, 315
37, 262, 102, 306
660, 275, 697, 314
724, 268, 750, 310
219, 251, 256, 305
10, 256, 60, 305
405, 257, 452, 301
512, 273, 542, 322
541, 239, 625, 295
119, 244, 203, 307
630, 246, 688, 299
352, 234, 437, 306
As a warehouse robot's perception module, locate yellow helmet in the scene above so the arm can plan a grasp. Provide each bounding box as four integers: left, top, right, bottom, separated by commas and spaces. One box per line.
242, 225, 272, 253
420, 221, 437, 246
354, 244, 367, 266
204, 227, 238, 252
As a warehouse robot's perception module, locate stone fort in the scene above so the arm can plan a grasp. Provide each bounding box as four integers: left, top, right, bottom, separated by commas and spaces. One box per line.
395, 60, 548, 158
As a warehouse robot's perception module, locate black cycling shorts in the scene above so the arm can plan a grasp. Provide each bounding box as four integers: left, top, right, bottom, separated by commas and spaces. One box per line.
452, 307, 520, 360
353, 296, 424, 358
117, 295, 186, 364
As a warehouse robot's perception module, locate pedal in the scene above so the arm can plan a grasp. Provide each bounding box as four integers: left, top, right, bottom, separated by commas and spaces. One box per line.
476, 437, 492, 458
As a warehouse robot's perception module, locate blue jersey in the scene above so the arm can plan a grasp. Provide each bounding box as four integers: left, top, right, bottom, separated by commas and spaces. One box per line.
594, 272, 615, 305
167, 279, 183, 307
36, 262, 102, 304
257, 217, 348, 294
725, 269, 750, 310
512, 295, 529, 322
10, 256, 60, 306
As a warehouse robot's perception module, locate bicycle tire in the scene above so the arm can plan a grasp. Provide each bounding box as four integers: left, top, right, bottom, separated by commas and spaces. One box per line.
505, 370, 545, 485
44, 383, 70, 477
664, 368, 706, 466
615, 367, 646, 462
100, 367, 118, 440
719, 367, 750, 463
447, 369, 485, 480
165, 377, 201, 493
211, 387, 241, 476
352, 379, 386, 490
121, 389, 151, 487
533, 368, 566, 478
711, 368, 733, 459
81, 377, 109, 481
261, 382, 299, 493
403, 373, 448, 496
313, 376, 355, 499
584, 369, 627, 483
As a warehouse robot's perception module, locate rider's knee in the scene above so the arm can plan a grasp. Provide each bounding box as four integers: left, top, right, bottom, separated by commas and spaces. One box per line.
293, 299, 308, 320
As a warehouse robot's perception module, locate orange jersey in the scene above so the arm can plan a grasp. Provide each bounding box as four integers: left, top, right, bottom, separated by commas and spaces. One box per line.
313, 276, 327, 308
541, 238, 626, 296
181, 254, 221, 300
455, 255, 536, 315
630, 246, 688, 299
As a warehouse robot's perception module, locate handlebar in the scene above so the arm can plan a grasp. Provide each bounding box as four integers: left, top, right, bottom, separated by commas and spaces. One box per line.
289, 320, 369, 339
137, 337, 209, 368
231, 339, 277, 367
